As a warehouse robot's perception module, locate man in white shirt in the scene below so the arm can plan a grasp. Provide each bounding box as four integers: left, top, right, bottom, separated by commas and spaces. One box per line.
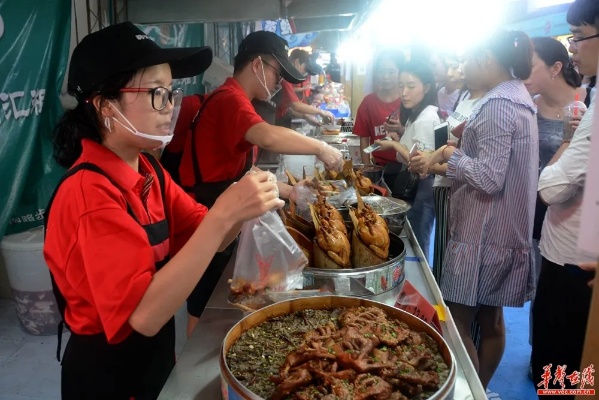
531, 0, 598, 393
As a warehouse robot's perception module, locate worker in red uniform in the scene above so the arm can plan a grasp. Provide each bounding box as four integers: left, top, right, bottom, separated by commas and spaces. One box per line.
252, 48, 333, 127
274, 49, 333, 127
354, 50, 405, 187
179, 30, 342, 335
290, 49, 316, 102
43, 22, 284, 400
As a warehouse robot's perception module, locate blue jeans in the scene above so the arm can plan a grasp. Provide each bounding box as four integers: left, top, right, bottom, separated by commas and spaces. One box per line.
407, 176, 435, 262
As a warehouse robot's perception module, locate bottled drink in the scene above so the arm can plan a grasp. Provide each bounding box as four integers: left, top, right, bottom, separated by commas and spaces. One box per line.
562, 93, 587, 141
341, 139, 351, 161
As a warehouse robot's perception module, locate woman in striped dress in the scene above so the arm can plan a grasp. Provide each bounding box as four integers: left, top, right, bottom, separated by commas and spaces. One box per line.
410, 30, 538, 389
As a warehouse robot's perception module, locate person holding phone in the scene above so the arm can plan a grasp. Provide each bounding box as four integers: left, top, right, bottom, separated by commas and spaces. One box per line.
409, 30, 538, 389
416, 78, 487, 283
375, 60, 439, 260
353, 50, 405, 186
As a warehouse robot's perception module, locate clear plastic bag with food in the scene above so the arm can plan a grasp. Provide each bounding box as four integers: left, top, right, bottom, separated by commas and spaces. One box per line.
229, 209, 309, 311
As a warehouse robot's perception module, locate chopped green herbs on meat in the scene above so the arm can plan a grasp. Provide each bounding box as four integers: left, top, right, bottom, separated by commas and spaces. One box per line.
226, 307, 449, 399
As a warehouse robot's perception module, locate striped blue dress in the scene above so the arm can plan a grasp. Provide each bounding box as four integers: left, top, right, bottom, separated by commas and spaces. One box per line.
441, 80, 538, 307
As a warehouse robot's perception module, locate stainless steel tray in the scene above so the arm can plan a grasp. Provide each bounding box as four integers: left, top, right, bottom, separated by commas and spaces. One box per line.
302, 233, 405, 296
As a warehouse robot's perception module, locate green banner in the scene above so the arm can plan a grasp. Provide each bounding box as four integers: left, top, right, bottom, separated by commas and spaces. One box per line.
0, 0, 71, 237
137, 23, 206, 95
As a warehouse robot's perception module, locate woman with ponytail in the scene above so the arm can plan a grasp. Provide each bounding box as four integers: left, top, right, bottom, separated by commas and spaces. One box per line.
44, 22, 284, 399
410, 30, 538, 389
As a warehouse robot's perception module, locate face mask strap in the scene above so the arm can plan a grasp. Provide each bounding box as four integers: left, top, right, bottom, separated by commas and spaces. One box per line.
256, 56, 273, 101
110, 102, 138, 135
109, 101, 173, 149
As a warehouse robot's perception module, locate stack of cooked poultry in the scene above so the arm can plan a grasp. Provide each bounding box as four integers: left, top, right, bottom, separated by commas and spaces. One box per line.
312, 195, 351, 269
354, 170, 374, 195
350, 204, 389, 262
283, 160, 389, 269
309, 194, 390, 269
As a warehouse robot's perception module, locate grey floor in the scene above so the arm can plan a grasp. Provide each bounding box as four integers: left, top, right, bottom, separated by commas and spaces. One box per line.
0, 299, 188, 400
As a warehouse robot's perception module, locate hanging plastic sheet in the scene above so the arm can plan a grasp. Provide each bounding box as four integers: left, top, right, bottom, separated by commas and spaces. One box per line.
0, 1, 71, 237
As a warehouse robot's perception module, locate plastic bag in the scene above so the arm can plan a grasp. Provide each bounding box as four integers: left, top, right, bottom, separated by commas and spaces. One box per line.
295, 180, 355, 209
229, 209, 308, 311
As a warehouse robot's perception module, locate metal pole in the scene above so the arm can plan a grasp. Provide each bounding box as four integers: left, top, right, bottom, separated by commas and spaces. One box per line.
86, 0, 91, 34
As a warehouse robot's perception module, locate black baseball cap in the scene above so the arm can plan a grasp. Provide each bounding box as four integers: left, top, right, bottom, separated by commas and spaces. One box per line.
305, 60, 321, 76
68, 22, 213, 99
237, 31, 305, 84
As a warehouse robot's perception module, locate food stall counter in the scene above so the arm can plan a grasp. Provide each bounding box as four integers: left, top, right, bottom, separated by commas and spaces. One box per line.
159, 222, 487, 400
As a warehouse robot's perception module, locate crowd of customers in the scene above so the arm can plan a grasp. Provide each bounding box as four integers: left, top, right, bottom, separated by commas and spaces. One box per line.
356, 0, 597, 395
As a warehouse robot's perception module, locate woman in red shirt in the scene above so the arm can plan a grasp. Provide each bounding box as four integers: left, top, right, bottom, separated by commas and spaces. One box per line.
353, 50, 405, 187
43, 22, 283, 400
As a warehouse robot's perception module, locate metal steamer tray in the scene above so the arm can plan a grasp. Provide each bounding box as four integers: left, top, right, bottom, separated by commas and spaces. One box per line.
338, 195, 412, 236
347, 195, 411, 236
302, 233, 406, 297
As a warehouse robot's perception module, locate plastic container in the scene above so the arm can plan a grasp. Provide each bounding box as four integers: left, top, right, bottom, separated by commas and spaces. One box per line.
562, 94, 587, 141
340, 139, 351, 161
1, 226, 61, 335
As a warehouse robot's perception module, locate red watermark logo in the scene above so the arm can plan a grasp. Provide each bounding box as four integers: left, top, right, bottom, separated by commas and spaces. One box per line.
537, 364, 595, 396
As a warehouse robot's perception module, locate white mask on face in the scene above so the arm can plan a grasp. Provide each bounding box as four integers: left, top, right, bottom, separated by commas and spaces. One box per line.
255, 57, 282, 102
109, 102, 173, 149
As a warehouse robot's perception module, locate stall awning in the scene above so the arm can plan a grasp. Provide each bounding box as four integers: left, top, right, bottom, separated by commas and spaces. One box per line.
504, 10, 570, 38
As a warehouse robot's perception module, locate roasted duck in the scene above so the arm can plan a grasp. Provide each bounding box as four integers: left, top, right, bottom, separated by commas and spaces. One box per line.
354, 204, 389, 259
355, 170, 374, 195
349, 191, 390, 268
314, 194, 347, 237
310, 196, 351, 269
316, 219, 351, 268
356, 204, 389, 260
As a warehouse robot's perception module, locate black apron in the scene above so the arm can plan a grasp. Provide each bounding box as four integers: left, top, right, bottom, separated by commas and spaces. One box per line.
45, 154, 174, 400
185, 90, 254, 208
182, 91, 253, 318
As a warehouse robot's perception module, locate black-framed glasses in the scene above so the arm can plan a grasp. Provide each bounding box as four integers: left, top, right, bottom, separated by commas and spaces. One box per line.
260, 59, 284, 84
567, 33, 599, 48
120, 86, 184, 111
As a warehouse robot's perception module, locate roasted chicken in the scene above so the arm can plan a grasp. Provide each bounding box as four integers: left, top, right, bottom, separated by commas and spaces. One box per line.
355, 170, 374, 195
355, 204, 389, 259
316, 219, 351, 268
315, 195, 347, 237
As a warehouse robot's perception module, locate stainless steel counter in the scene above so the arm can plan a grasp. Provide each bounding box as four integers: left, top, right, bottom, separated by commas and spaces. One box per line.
159, 222, 487, 400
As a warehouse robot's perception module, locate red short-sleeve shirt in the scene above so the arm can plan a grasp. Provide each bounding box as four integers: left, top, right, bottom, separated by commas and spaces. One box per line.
353, 93, 401, 165
168, 94, 203, 154
296, 80, 311, 103
179, 78, 264, 185
43, 139, 207, 344
276, 80, 300, 119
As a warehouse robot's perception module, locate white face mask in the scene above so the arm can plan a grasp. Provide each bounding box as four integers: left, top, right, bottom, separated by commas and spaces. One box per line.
110, 102, 173, 149
255, 57, 282, 102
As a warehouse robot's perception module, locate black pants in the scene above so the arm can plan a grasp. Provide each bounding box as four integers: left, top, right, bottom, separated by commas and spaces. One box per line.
61, 319, 175, 400
186, 240, 237, 317
531, 257, 592, 399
